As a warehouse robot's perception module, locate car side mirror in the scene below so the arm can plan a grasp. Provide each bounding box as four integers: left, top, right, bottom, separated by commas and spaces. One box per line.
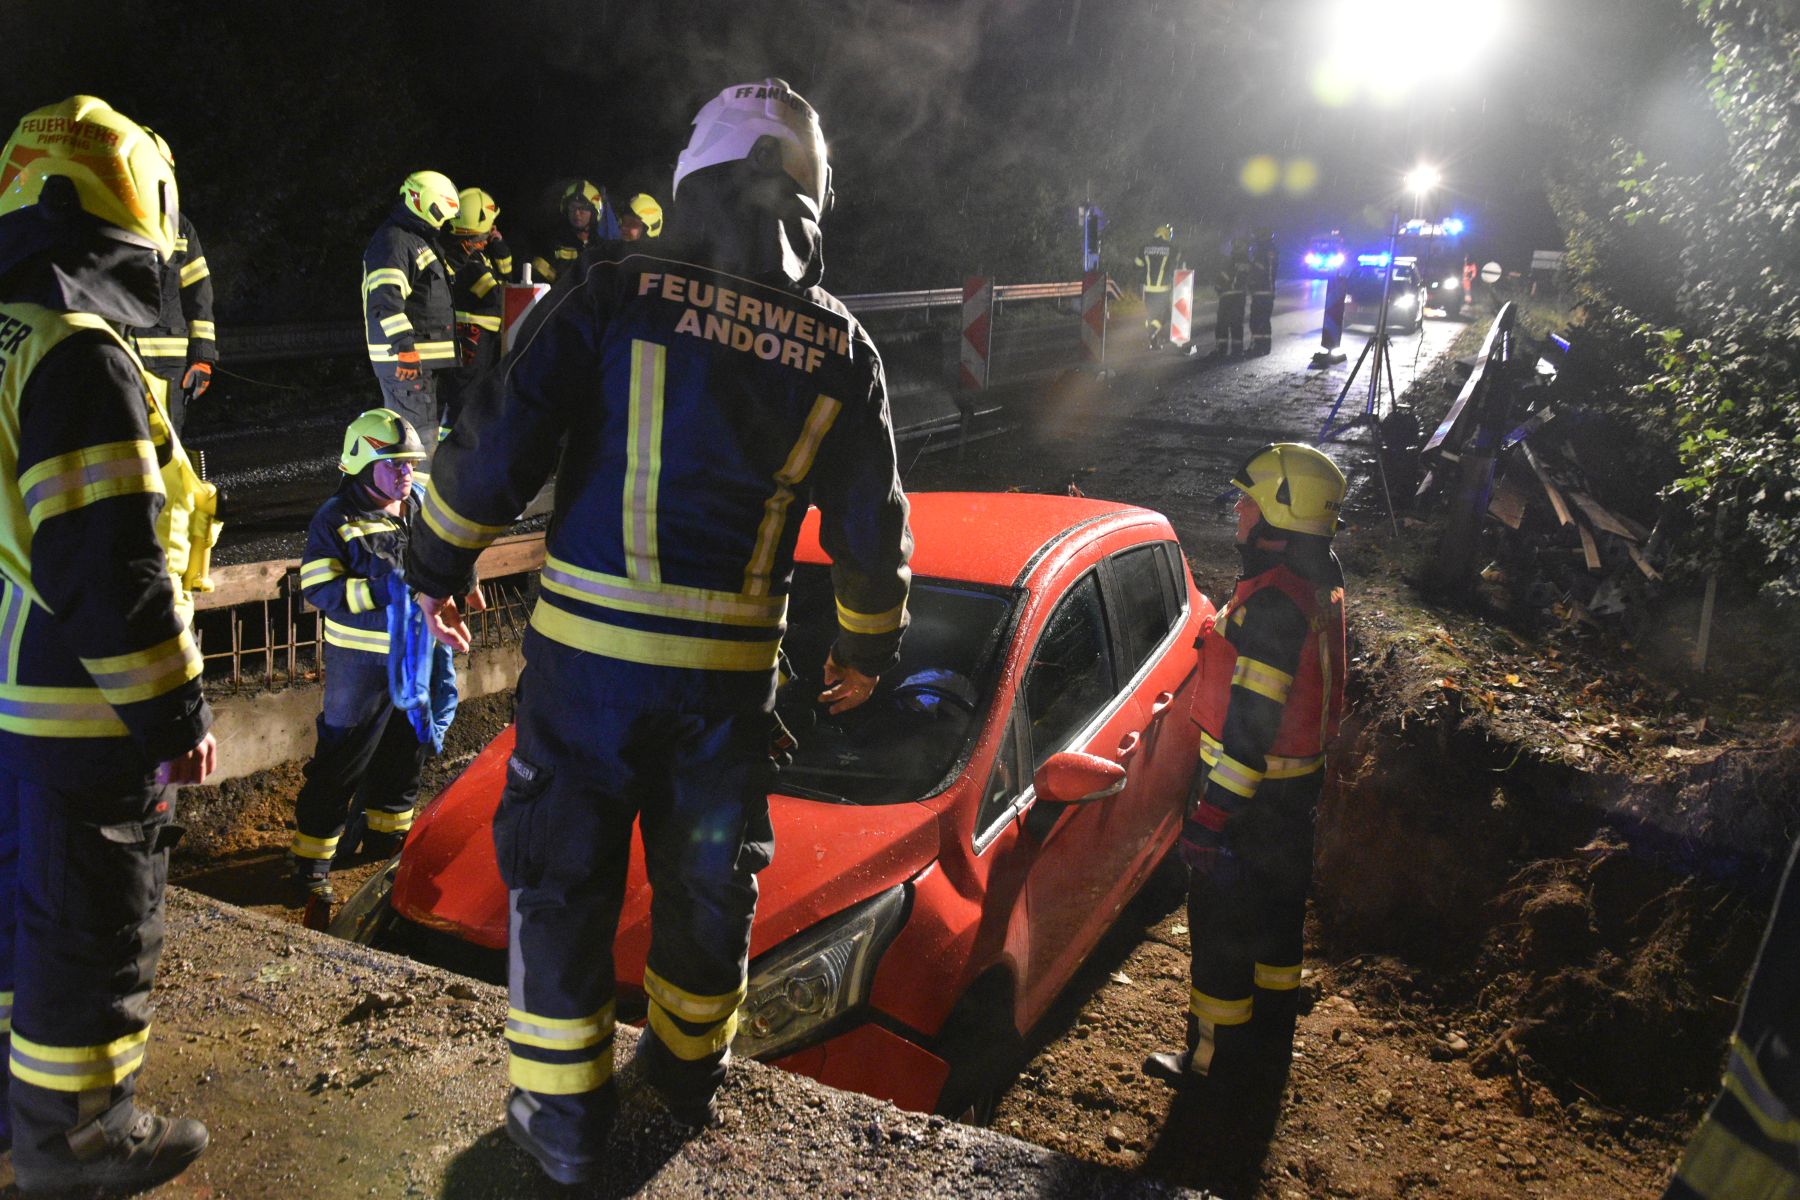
1033, 752, 1127, 805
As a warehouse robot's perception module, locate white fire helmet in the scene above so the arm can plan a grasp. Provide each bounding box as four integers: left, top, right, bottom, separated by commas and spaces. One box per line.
672, 78, 832, 217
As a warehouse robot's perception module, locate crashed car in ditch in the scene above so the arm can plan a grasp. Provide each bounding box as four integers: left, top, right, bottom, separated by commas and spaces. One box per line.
334, 491, 1212, 1117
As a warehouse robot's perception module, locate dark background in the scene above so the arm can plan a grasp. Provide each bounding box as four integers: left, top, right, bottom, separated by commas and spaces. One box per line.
3, 0, 1714, 319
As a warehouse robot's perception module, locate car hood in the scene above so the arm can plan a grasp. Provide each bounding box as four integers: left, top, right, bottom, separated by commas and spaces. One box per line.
391, 725, 943, 966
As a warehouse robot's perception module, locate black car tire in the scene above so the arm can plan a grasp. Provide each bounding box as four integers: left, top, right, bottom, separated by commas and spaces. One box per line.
934, 973, 1027, 1125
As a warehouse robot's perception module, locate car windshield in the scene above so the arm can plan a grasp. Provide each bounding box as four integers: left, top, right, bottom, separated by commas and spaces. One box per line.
773, 563, 1016, 806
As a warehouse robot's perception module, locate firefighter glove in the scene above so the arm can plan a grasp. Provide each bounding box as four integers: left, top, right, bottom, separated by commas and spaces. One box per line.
394, 349, 422, 382
181, 360, 212, 398
767, 711, 798, 769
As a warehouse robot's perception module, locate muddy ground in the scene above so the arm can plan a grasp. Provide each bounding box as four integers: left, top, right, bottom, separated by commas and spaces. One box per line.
164, 305, 1800, 1198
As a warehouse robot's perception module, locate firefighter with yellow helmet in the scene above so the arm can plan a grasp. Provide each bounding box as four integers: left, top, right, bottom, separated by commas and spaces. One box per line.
531, 179, 619, 284
361, 170, 458, 463
1145, 443, 1347, 1111
289, 409, 433, 903
409, 78, 911, 1184
125, 128, 217, 435
1135, 223, 1184, 349
620, 193, 664, 242
0, 95, 217, 1192
441, 187, 509, 439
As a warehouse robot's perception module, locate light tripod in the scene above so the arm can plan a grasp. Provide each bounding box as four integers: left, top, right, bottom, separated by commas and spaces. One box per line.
1316, 217, 1405, 535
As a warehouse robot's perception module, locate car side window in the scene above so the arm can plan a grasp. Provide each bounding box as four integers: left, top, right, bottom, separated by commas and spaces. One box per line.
1023, 573, 1116, 770
975, 712, 1024, 840
1110, 544, 1177, 676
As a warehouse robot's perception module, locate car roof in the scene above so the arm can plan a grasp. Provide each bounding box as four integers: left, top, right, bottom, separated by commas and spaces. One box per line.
796, 491, 1156, 587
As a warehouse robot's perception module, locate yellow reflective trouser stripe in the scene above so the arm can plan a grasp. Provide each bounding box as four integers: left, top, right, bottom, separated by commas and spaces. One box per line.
132, 336, 188, 357
364, 268, 411, 297
505, 1003, 615, 1052
379, 313, 413, 337
290, 832, 339, 861
323, 619, 389, 653
649, 1002, 739, 1061
470, 273, 498, 299
346, 578, 376, 614
79, 628, 201, 706
1673, 1112, 1799, 1199
1199, 731, 1323, 779
1254, 962, 1303, 991
10, 1027, 149, 1091
300, 557, 347, 589
456, 311, 503, 331
540, 553, 787, 630
509, 1051, 613, 1095
623, 339, 666, 584
337, 519, 397, 542
1232, 656, 1294, 704
0, 684, 128, 737
179, 256, 210, 285
1724, 1037, 1800, 1144
529, 602, 779, 672
421, 477, 508, 551
642, 966, 746, 1024
1207, 751, 1264, 799
745, 393, 843, 595
188, 320, 216, 341
0, 988, 10, 1035
1189, 990, 1253, 1027
20, 439, 162, 531
365, 808, 414, 834
836, 598, 907, 636
417, 340, 455, 361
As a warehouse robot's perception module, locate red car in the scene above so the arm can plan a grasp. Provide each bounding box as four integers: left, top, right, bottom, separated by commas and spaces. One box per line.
335, 492, 1212, 1117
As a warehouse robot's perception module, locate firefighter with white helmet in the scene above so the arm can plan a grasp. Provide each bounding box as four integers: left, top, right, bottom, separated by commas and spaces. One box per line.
361, 170, 459, 462
1145, 443, 1348, 1114
0, 94, 217, 1193
408, 78, 910, 1184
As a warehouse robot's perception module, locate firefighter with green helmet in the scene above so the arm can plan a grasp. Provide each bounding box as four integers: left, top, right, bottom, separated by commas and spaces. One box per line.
288, 409, 434, 903
1145, 443, 1348, 1112
0, 94, 218, 1193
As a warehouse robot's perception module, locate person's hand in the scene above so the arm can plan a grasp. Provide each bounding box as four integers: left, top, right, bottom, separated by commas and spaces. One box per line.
157, 732, 218, 786
818, 651, 878, 715
181, 361, 212, 397
419, 591, 473, 653
394, 349, 421, 383
464, 583, 488, 614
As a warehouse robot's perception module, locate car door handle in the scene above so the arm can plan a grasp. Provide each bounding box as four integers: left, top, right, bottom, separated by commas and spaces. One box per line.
1148, 691, 1177, 723
1117, 731, 1142, 761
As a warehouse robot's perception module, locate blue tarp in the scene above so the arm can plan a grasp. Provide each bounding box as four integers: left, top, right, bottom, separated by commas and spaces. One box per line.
387, 585, 458, 753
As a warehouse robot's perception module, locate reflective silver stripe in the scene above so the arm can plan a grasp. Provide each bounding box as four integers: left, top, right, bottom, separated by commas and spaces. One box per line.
10, 1028, 149, 1091
0, 582, 25, 683
624, 340, 665, 584
188, 319, 216, 340
505, 1004, 615, 1052
1724, 1038, 1800, 1144
540, 555, 786, 629
641, 965, 745, 1023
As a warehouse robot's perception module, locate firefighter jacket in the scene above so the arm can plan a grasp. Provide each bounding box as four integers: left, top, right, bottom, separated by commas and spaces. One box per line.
1188, 544, 1345, 835
489, 235, 516, 283
0, 280, 212, 787
299, 478, 420, 659
1136, 240, 1182, 295
361, 204, 455, 380
1216, 252, 1250, 297
408, 252, 913, 714
529, 228, 587, 286
129, 213, 216, 379
442, 240, 506, 371
1246, 239, 1278, 294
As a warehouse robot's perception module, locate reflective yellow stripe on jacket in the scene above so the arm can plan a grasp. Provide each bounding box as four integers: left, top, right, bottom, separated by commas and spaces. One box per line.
323, 618, 389, 655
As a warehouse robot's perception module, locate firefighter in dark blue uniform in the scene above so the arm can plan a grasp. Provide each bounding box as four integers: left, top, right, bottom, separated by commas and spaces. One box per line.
126, 129, 216, 435
362, 171, 458, 464
288, 410, 431, 901
1214, 237, 1250, 356
530, 180, 619, 285
1247, 229, 1278, 355
441, 187, 508, 440
0, 95, 217, 1193
1136, 223, 1181, 349
1146, 444, 1347, 1107
408, 79, 912, 1186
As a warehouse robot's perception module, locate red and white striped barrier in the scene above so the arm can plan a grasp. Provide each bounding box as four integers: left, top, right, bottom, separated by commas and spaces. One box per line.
1082, 271, 1108, 364
960, 277, 993, 392
1169, 269, 1194, 348
501, 283, 552, 355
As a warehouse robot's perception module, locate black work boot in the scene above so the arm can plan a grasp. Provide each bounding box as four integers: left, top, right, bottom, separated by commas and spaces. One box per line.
13, 1107, 208, 1194
505, 1086, 613, 1186
633, 1030, 725, 1131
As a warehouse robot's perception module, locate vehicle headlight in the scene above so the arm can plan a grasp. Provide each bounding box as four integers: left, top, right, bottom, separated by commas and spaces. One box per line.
733, 884, 909, 1062
1443, 276, 1460, 290
1304, 252, 1323, 268
1393, 294, 1416, 310
1326, 252, 1345, 270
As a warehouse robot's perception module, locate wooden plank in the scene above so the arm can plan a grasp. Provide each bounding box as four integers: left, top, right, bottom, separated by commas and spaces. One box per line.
1522, 444, 1573, 527
1487, 469, 1532, 530
194, 559, 297, 610
475, 533, 546, 580
1627, 541, 1663, 581
1568, 491, 1640, 542
1576, 520, 1602, 571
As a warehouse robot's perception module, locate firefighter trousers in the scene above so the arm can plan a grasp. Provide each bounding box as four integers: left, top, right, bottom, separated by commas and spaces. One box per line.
1215, 292, 1246, 352
0, 764, 176, 1168
494, 669, 775, 1158
291, 643, 427, 878
377, 373, 441, 467
1249, 290, 1275, 352
1143, 288, 1172, 347
1185, 768, 1321, 1072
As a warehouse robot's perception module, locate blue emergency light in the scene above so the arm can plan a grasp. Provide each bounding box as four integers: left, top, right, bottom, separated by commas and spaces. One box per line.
1356, 252, 1391, 267
1443, 217, 1467, 236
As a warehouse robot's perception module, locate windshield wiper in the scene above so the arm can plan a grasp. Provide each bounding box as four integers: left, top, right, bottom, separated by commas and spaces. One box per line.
771, 779, 854, 805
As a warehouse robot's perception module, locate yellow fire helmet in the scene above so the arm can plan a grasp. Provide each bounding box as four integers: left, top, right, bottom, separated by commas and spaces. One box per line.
562, 179, 603, 215
627, 192, 663, 237
1155, 223, 1175, 241
143, 126, 175, 168
1232, 443, 1346, 538
339, 408, 427, 475
399, 169, 459, 228
673, 79, 831, 217
0, 95, 179, 261
451, 187, 499, 237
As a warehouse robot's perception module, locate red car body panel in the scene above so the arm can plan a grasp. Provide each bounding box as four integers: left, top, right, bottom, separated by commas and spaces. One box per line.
387, 492, 1211, 1112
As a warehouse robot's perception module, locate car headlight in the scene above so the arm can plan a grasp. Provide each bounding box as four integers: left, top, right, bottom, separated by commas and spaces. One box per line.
1304, 252, 1323, 268
1326, 252, 1345, 270
733, 884, 909, 1062
1443, 276, 1460, 290
1393, 294, 1416, 310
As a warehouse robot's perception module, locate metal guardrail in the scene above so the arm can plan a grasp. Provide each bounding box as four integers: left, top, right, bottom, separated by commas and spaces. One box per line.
215, 281, 1084, 363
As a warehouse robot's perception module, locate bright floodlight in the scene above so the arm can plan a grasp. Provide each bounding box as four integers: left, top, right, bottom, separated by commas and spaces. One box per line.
1311, 0, 1507, 106
1405, 165, 1442, 195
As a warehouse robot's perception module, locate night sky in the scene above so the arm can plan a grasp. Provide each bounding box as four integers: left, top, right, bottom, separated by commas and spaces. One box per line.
5, 0, 1713, 316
